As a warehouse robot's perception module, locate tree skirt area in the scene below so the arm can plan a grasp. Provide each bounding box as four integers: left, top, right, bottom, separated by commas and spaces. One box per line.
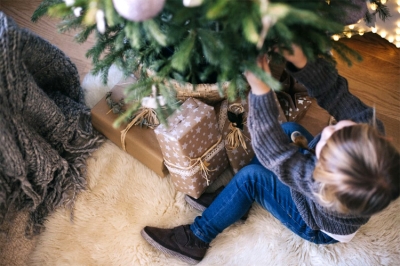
25, 68, 400, 265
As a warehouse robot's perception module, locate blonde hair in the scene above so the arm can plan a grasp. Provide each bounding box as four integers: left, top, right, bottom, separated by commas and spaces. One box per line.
313, 124, 400, 215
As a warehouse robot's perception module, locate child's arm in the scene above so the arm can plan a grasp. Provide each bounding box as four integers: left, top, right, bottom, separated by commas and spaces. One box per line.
246, 55, 317, 196
284, 48, 384, 133
246, 89, 318, 198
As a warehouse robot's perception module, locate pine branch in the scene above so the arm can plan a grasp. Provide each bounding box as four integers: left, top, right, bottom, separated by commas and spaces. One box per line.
331, 41, 362, 67
376, 4, 391, 22
32, 0, 378, 121
171, 31, 196, 72
31, 0, 63, 22
243, 61, 281, 92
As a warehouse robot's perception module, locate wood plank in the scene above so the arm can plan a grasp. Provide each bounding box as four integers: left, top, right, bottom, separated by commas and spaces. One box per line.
338, 33, 400, 67
1, 0, 96, 82
334, 34, 400, 149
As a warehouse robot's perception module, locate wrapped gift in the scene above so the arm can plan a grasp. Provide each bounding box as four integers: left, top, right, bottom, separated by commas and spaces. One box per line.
155, 98, 229, 198
276, 91, 312, 122
217, 99, 254, 173
91, 77, 168, 177
217, 94, 286, 173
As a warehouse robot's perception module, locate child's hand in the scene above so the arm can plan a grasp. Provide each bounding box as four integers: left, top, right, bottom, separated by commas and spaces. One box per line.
278, 44, 307, 69
244, 55, 271, 95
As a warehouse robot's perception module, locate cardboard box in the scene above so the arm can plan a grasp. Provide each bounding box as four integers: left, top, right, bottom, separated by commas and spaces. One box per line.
91, 78, 168, 177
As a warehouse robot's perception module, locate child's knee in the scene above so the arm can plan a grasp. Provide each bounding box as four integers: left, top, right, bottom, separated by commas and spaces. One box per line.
233, 164, 271, 185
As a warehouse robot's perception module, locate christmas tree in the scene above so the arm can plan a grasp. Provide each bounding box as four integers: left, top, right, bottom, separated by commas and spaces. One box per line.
32, 0, 390, 124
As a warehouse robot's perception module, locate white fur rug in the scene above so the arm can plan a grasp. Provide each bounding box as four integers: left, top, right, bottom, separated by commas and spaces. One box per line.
28, 68, 400, 266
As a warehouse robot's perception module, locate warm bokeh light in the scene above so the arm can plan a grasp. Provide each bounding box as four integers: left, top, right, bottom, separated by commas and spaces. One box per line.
332, 1, 400, 48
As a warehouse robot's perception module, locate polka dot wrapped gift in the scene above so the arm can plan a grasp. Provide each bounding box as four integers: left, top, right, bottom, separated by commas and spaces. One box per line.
155, 98, 229, 199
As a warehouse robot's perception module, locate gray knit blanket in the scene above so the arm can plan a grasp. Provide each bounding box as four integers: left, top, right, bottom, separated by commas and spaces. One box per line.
0, 12, 104, 235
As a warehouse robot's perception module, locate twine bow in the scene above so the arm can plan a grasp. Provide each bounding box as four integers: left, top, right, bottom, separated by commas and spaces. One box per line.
226, 103, 249, 151
164, 136, 222, 186
120, 107, 160, 151
105, 85, 163, 151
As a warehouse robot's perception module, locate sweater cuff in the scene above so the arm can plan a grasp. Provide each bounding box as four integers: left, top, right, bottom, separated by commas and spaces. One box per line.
248, 90, 279, 124
286, 58, 338, 98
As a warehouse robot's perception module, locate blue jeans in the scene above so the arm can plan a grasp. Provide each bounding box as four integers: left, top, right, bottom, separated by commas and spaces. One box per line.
190, 122, 338, 245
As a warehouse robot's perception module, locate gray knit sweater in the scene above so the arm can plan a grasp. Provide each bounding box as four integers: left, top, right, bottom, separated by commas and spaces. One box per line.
248, 58, 383, 235
0, 13, 103, 235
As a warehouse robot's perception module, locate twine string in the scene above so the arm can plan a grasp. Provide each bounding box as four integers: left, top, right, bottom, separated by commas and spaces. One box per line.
225, 103, 249, 152
164, 136, 222, 185
226, 123, 249, 153
120, 107, 160, 151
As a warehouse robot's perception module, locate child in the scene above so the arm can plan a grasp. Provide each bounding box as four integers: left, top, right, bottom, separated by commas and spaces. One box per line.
141, 45, 400, 264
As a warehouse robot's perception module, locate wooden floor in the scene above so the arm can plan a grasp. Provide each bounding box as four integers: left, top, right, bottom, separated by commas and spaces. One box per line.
2, 0, 399, 150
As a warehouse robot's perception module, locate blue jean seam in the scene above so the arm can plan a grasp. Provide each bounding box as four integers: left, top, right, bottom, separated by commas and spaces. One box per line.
192, 183, 253, 243
252, 180, 305, 231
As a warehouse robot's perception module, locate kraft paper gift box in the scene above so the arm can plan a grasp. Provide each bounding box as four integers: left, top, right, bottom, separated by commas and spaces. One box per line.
154, 97, 229, 199
91, 77, 169, 177
217, 94, 286, 173
276, 91, 312, 122
217, 99, 255, 173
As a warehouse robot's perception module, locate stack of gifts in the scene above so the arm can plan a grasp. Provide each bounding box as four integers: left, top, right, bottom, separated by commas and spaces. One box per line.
155, 98, 229, 199
90, 72, 292, 198
91, 77, 169, 177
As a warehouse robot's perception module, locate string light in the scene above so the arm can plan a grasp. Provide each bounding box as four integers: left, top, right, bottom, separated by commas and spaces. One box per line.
332, 0, 400, 48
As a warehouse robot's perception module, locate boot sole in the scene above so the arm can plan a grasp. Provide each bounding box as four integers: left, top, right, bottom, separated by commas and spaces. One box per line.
184, 195, 206, 212
140, 229, 200, 265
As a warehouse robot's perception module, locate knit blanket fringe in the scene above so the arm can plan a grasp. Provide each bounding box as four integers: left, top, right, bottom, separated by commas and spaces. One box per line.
0, 12, 104, 236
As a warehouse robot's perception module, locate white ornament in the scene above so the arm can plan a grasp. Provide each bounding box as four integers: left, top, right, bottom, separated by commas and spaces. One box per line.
64, 0, 75, 7
141, 96, 166, 109
112, 0, 166, 22
96, 10, 106, 34
73, 7, 82, 17
183, 0, 203, 7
